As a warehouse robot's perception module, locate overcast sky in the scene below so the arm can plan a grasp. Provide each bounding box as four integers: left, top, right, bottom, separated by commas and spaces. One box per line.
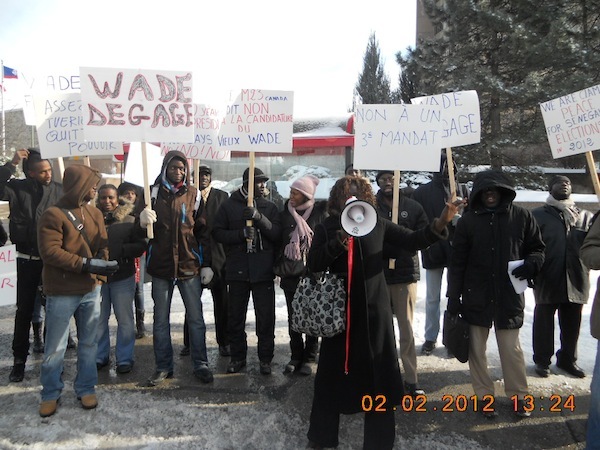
0, 0, 417, 118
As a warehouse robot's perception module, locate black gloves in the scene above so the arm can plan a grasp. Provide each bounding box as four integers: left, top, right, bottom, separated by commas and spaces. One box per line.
242, 226, 256, 241
243, 207, 262, 221
511, 261, 536, 280
82, 258, 119, 276
447, 297, 461, 315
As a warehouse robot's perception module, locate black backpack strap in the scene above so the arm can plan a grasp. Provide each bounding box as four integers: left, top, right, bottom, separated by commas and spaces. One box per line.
60, 208, 93, 254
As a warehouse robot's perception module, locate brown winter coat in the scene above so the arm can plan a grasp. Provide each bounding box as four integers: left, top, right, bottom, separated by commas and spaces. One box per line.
37, 165, 109, 296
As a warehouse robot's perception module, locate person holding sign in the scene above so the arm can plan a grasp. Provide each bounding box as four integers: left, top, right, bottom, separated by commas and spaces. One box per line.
0, 148, 62, 383
412, 153, 469, 356
305, 176, 460, 449
212, 167, 282, 375
531, 176, 593, 378
139, 151, 214, 387
37, 165, 118, 417
375, 170, 429, 397
446, 170, 545, 418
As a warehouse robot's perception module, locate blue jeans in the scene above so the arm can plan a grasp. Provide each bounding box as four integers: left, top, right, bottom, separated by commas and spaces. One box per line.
151, 276, 208, 373
424, 267, 445, 343
40, 285, 101, 401
587, 340, 600, 449
97, 276, 136, 366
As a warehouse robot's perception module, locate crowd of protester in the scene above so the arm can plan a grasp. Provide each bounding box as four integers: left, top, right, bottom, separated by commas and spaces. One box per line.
1, 149, 599, 449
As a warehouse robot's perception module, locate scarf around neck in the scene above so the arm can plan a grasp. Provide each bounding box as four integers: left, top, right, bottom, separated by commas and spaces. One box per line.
284, 199, 315, 260
546, 195, 579, 227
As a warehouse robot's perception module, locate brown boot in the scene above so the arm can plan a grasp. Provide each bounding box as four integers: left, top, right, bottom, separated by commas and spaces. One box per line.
135, 310, 146, 339
32, 322, 44, 354
79, 394, 98, 410
39, 399, 59, 417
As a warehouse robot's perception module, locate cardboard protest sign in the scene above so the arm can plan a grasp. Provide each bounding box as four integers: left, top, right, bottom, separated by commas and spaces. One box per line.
33, 92, 123, 159
162, 104, 230, 161
218, 89, 294, 153
0, 245, 17, 307
124, 142, 163, 189
22, 70, 81, 126
411, 90, 481, 148
540, 84, 600, 158
353, 103, 443, 171
80, 67, 194, 143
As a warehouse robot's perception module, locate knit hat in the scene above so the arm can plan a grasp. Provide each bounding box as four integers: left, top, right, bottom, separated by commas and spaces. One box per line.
291, 175, 319, 200
199, 165, 212, 175
243, 167, 269, 183
376, 170, 394, 183
548, 175, 571, 191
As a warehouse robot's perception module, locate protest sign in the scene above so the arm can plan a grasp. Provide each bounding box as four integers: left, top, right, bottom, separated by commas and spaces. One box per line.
80, 67, 194, 143
162, 104, 230, 161
33, 92, 123, 159
353, 103, 443, 171
411, 90, 481, 148
123, 142, 163, 189
22, 70, 81, 125
0, 245, 17, 307
218, 89, 293, 153
540, 84, 600, 158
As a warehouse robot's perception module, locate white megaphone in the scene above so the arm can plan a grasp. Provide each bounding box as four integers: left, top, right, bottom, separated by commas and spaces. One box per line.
341, 196, 377, 237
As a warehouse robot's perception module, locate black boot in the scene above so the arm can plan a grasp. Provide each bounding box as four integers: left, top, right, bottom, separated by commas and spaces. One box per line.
9, 359, 26, 382
32, 322, 44, 354
136, 311, 146, 339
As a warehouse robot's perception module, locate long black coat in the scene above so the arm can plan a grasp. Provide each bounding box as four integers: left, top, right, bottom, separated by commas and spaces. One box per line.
532, 204, 593, 305
448, 171, 545, 329
212, 189, 281, 283
199, 187, 229, 273
307, 214, 446, 413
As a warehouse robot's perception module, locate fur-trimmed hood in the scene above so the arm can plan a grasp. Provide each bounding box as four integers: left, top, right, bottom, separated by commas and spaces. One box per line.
97, 197, 135, 224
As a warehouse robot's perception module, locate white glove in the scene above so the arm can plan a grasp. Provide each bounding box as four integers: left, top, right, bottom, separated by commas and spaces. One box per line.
140, 208, 157, 228
200, 267, 214, 285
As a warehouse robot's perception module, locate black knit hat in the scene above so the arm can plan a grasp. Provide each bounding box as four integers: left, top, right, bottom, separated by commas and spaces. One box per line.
548, 175, 570, 191
243, 167, 269, 183
199, 164, 212, 175
376, 170, 394, 183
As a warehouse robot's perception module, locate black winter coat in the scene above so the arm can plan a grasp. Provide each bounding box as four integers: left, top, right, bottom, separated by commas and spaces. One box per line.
376, 190, 429, 284
0, 162, 62, 255
447, 171, 545, 329
277, 199, 328, 292
532, 204, 593, 305
411, 173, 469, 269
212, 190, 281, 283
198, 187, 229, 274
308, 214, 447, 413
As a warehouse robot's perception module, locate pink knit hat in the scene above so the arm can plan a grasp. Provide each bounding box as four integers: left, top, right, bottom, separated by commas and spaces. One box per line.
291, 175, 319, 200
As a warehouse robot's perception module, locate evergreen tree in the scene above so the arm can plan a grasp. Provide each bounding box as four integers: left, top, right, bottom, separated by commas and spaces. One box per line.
397, 0, 600, 170
354, 33, 392, 106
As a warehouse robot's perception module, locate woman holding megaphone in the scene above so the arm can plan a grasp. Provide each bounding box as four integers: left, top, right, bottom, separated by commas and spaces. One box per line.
305, 175, 464, 450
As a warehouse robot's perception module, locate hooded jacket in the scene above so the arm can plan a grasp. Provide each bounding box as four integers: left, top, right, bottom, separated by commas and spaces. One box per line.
447, 170, 545, 329
411, 154, 470, 269
145, 151, 207, 280
37, 165, 108, 296
0, 161, 62, 256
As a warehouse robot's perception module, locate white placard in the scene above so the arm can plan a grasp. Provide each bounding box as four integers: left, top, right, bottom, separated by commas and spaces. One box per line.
411, 90, 481, 148
22, 70, 81, 126
33, 92, 123, 159
540, 84, 600, 158
508, 260, 529, 294
123, 142, 164, 188
162, 104, 230, 161
80, 67, 194, 143
218, 89, 294, 153
0, 245, 17, 307
353, 103, 442, 171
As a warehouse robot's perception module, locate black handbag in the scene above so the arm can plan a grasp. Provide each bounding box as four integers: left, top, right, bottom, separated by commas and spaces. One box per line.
290, 270, 346, 338
273, 254, 305, 278
442, 310, 470, 363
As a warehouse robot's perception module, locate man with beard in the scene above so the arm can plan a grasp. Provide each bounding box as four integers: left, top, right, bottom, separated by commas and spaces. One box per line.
532, 175, 593, 378
375, 170, 429, 396
181, 165, 231, 358
0, 148, 62, 383
213, 167, 281, 375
